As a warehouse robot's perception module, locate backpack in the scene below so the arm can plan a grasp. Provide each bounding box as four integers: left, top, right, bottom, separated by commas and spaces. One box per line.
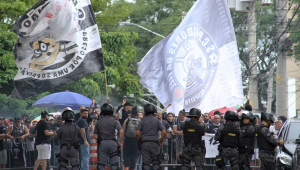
125, 118, 140, 138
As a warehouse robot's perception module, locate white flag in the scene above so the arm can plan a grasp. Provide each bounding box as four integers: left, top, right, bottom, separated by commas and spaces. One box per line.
137, 0, 244, 114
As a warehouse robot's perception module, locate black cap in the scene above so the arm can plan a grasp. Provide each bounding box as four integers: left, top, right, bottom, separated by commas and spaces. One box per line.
14, 117, 22, 121
25, 119, 31, 123
41, 111, 49, 116
124, 102, 133, 107
57, 115, 63, 119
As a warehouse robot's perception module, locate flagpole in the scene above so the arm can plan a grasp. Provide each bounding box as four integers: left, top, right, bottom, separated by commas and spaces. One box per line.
104, 70, 109, 100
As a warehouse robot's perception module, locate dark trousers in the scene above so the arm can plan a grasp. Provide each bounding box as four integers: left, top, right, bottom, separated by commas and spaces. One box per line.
259, 150, 275, 170
239, 153, 252, 170
123, 138, 140, 170
141, 142, 160, 170
217, 148, 239, 170
181, 146, 203, 170
59, 146, 80, 170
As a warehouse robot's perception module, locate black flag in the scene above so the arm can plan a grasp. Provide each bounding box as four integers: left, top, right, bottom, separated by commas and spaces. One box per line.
12, 0, 104, 99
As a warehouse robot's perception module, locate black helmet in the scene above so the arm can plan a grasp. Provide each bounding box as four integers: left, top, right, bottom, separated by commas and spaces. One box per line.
241, 111, 254, 120
187, 108, 201, 118
62, 107, 75, 120
144, 104, 157, 115
261, 112, 277, 124
224, 110, 238, 121
101, 103, 114, 116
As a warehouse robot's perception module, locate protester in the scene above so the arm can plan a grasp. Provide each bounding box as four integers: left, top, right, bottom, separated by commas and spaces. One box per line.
24, 119, 35, 167
206, 114, 222, 134
123, 106, 140, 170
269, 118, 283, 136
137, 112, 143, 119
116, 98, 132, 126
0, 117, 7, 169
28, 120, 38, 167
6, 116, 30, 168
203, 113, 210, 126
74, 106, 86, 122
173, 109, 189, 161
76, 108, 90, 170
22, 114, 29, 124
33, 111, 55, 170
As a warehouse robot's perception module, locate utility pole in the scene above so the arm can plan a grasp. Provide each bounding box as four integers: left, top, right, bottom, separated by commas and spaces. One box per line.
276, 0, 287, 117
248, 1, 259, 112
266, 68, 274, 113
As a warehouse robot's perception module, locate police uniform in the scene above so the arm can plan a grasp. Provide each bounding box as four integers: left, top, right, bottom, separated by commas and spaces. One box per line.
136, 104, 166, 170
238, 111, 256, 170
214, 111, 241, 170
181, 108, 205, 170
256, 112, 281, 170
94, 103, 123, 170
57, 107, 81, 170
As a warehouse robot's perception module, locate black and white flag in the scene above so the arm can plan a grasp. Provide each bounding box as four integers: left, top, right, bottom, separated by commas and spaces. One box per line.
12, 0, 104, 99
137, 0, 244, 114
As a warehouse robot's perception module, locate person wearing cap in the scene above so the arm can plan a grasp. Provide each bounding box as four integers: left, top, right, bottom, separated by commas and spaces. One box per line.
57, 107, 81, 170
116, 98, 133, 126
24, 119, 36, 167
180, 108, 205, 170
6, 116, 30, 168
136, 104, 166, 170
94, 102, 124, 170
76, 108, 91, 170
33, 111, 55, 170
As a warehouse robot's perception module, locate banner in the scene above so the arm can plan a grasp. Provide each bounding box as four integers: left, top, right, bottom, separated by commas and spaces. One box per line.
11, 0, 104, 99
203, 133, 219, 158
137, 0, 244, 114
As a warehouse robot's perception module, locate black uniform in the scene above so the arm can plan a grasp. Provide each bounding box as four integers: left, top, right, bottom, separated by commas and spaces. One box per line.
239, 124, 255, 170
214, 121, 241, 170
181, 119, 205, 170
57, 122, 81, 170
256, 124, 280, 170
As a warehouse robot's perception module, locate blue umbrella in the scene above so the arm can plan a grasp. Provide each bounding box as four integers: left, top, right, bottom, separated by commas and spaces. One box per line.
33, 90, 92, 110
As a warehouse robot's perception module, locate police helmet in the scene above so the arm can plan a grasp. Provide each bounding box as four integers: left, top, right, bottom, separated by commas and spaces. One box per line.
241, 111, 254, 120
187, 108, 201, 118
261, 112, 277, 124
224, 110, 238, 121
62, 107, 75, 121
144, 104, 157, 115
101, 103, 114, 116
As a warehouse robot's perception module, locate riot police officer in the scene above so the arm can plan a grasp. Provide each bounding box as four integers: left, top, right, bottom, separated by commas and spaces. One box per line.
238, 111, 256, 170
136, 104, 166, 170
257, 112, 284, 170
181, 108, 205, 170
215, 110, 241, 170
94, 103, 124, 170
56, 107, 81, 170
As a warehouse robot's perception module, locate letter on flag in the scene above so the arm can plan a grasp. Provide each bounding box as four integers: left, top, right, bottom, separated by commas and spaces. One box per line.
137, 0, 244, 114
11, 0, 104, 99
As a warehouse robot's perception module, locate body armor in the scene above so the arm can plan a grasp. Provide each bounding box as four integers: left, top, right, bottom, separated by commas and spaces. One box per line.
220, 123, 239, 147
11, 125, 25, 138
183, 120, 203, 144
240, 126, 255, 147
257, 126, 276, 151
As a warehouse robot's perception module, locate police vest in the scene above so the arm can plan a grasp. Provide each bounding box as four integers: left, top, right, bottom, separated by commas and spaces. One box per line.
183, 120, 203, 144
257, 126, 276, 151
220, 123, 239, 147
240, 125, 255, 147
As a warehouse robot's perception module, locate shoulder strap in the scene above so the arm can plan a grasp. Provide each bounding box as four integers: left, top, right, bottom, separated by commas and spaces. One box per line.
125, 118, 130, 134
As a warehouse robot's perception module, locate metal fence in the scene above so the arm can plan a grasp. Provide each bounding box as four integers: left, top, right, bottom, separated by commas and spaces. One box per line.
0, 135, 261, 169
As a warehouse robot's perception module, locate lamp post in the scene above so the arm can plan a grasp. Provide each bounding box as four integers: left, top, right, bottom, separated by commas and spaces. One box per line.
119, 22, 165, 38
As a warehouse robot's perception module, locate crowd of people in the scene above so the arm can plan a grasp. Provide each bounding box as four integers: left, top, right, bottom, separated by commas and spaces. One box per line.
0, 99, 289, 170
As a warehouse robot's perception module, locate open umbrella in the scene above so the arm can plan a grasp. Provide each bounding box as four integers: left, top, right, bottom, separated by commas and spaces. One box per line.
33, 90, 92, 110
208, 106, 237, 119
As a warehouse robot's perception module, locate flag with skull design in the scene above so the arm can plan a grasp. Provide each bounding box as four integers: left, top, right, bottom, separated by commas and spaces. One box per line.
12, 0, 104, 99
